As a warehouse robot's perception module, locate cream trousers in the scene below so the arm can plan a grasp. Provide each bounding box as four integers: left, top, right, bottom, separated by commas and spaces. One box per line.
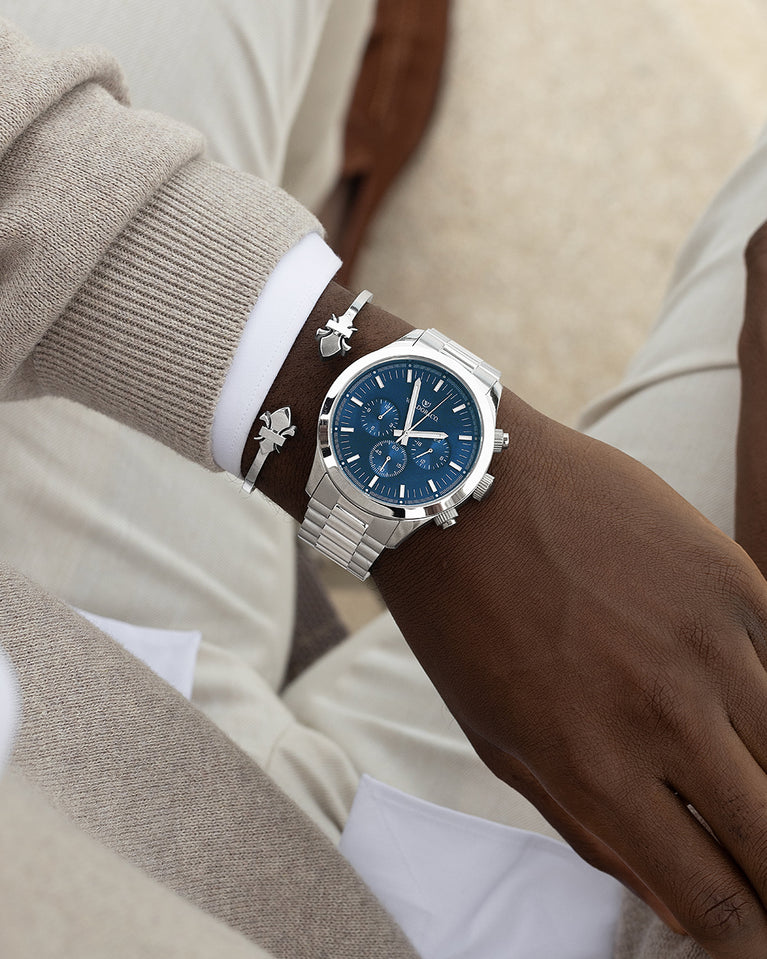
0, 0, 760, 851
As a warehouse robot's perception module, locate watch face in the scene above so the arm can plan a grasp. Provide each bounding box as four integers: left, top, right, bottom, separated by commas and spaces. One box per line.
330, 358, 483, 506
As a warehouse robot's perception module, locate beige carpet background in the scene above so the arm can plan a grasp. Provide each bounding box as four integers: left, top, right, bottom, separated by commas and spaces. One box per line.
324, 0, 767, 628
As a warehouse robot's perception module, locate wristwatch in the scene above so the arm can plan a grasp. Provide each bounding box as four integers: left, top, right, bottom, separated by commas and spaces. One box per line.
298, 328, 509, 580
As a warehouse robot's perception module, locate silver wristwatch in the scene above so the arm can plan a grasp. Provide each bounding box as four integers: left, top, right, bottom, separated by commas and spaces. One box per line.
298, 328, 509, 580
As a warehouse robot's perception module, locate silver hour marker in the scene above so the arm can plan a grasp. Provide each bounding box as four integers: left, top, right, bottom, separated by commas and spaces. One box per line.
399, 484, 406, 498
428, 479, 437, 493
458, 434, 472, 441
341, 427, 354, 433
449, 461, 461, 471
375, 375, 384, 389
452, 403, 466, 413
368, 475, 379, 488
347, 454, 360, 463
406, 368, 413, 383
351, 396, 363, 407
434, 379, 444, 392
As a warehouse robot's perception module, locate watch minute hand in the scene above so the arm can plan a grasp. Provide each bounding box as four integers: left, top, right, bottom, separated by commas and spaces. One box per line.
403, 378, 421, 431
393, 429, 448, 441
398, 377, 422, 446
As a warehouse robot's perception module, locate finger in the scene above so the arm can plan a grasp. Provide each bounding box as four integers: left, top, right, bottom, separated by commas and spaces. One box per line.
569, 777, 767, 958
735, 399, 767, 578
737, 228, 767, 572
673, 728, 767, 927
742, 223, 767, 366
531, 790, 685, 935
463, 727, 684, 934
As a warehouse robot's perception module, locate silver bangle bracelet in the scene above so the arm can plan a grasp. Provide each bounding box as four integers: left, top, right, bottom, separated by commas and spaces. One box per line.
315, 289, 373, 358
241, 406, 296, 494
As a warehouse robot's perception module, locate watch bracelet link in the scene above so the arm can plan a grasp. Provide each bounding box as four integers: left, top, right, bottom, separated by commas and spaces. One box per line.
414, 329, 501, 393
299, 329, 502, 580
298, 474, 391, 580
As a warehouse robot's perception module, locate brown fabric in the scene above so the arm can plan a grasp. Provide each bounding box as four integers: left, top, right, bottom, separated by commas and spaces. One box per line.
286, 546, 349, 687
325, 0, 450, 284
2, 562, 419, 959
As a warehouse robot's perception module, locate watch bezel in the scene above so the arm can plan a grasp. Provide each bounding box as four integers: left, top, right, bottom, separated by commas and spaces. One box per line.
315, 334, 500, 523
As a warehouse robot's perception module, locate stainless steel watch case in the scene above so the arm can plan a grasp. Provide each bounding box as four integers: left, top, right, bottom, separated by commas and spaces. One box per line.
305, 329, 502, 549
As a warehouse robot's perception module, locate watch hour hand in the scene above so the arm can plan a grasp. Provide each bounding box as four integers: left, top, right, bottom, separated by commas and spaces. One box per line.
394, 430, 448, 441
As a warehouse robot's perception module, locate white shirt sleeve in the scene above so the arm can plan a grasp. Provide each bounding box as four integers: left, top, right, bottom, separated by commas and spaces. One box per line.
211, 232, 342, 475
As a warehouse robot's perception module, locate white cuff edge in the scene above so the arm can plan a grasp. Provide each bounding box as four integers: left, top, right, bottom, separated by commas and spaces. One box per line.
211, 232, 342, 475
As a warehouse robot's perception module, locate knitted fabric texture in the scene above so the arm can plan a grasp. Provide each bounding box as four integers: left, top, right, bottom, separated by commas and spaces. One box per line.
0, 769, 275, 959
1, 562, 419, 959
0, 17, 319, 468
615, 894, 711, 959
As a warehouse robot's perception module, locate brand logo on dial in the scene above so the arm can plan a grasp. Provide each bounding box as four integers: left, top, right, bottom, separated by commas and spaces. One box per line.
416, 402, 438, 421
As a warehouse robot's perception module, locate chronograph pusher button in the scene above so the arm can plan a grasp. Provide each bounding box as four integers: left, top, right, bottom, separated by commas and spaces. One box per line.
472, 472, 495, 501
434, 507, 458, 529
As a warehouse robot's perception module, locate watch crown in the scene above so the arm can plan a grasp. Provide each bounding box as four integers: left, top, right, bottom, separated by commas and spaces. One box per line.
434, 506, 458, 529
473, 472, 495, 501
494, 429, 510, 452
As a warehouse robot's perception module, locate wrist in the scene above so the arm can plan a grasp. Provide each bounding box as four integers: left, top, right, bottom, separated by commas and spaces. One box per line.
372, 390, 545, 606
241, 282, 413, 520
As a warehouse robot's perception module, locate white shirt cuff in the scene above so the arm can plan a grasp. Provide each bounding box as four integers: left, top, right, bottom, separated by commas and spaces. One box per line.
211, 232, 341, 475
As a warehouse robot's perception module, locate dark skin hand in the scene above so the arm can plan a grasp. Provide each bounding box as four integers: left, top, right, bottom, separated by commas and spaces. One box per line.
250, 277, 767, 957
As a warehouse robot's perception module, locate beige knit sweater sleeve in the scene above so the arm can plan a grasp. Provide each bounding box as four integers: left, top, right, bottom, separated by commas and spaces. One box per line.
0, 18, 320, 469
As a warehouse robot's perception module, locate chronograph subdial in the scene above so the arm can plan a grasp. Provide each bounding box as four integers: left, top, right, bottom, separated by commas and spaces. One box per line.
369, 439, 408, 478
360, 397, 401, 437
410, 436, 451, 471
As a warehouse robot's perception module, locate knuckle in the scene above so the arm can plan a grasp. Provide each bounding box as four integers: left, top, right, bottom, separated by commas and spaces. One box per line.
700, 556, 751, 602
632, 669, 690, 744
683, 879, 758, 945
675, 616, 723, 669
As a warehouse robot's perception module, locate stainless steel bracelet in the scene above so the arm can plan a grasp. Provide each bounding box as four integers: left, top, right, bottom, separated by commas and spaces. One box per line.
298, 474, 395, 580
299, 329, 503, 580
410, 328, 501, 393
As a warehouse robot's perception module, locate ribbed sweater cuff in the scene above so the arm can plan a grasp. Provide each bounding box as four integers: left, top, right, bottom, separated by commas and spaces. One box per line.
34, 159, 321, 470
